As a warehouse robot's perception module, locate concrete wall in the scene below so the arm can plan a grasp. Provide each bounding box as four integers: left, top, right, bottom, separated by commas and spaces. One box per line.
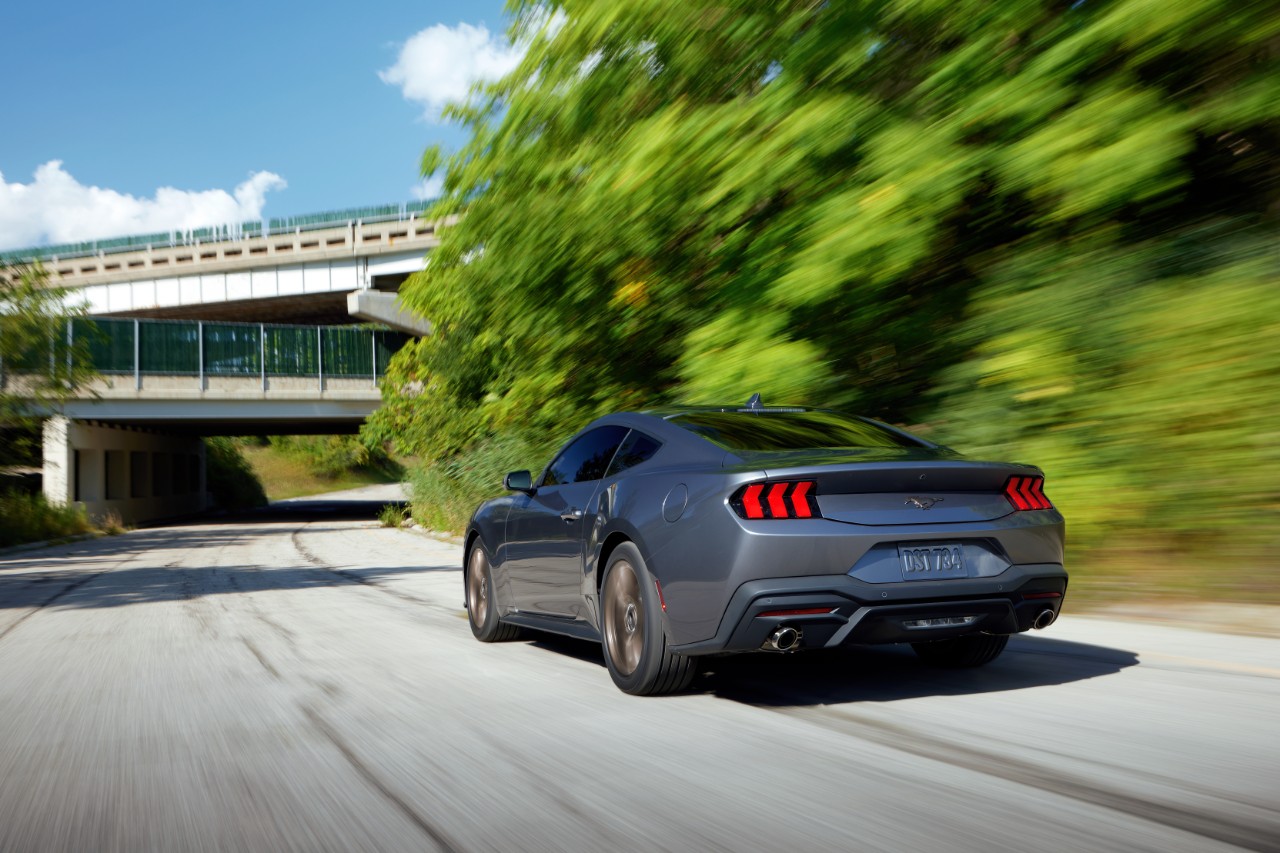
43, 417, 207, 525
88, 373, 381, 395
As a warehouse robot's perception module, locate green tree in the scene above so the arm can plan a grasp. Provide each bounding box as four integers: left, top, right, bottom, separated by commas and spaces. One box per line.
0, 263, 96, 468
374, 0, 1279, 592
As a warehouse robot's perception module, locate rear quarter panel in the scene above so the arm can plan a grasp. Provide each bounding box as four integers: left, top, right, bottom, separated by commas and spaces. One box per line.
600, 467, 764, 646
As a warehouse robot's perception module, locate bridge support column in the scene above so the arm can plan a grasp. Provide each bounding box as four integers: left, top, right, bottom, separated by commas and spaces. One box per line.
42, 416, 208, 525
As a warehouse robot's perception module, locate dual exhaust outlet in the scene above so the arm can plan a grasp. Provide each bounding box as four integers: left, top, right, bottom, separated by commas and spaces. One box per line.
763, 608, 1054, 651
763, 626, 802, 652
1033, 608, 1057, 630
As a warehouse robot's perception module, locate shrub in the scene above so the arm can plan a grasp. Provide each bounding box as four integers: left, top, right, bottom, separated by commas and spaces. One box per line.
204, 437, 268, 510
378, 503, 409, 528
408, 432, 553, 534
0, 491, 93, 548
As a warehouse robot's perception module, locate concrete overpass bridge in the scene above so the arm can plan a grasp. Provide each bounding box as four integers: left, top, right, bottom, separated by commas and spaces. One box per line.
0, 202, 440, 332
1, 204, 439, 524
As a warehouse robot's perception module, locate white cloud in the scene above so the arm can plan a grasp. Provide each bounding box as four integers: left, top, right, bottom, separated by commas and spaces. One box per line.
380, 22, 525, 120
0, 161, 286, 250
412, 174, 445, 201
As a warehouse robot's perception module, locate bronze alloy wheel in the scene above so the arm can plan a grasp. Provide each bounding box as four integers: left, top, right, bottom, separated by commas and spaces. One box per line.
603, 558, 644, 676
468, 546, 490, 628
466, 542, 520, 642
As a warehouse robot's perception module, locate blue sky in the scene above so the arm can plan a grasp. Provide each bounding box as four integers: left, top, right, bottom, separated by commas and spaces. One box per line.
0, 0, 515, 249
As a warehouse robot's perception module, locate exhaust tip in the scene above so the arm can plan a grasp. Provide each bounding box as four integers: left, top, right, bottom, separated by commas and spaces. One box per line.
1033, 609, 1056, 630
764, 626, 801, 652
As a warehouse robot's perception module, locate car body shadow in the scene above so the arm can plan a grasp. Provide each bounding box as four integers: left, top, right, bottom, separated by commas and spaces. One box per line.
704, 635, 1138, 705
521, 630, 1137, 704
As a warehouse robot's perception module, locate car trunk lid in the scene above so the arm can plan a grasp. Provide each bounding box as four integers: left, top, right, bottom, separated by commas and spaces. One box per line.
751, 451, 1037, 525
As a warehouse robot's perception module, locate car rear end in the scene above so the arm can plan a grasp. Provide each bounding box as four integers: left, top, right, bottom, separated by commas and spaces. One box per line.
649, 409, 1066, 656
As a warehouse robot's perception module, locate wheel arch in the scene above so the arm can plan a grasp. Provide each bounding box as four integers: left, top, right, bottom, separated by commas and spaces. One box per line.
463, 527, 482, 578
597, 531, 634, 594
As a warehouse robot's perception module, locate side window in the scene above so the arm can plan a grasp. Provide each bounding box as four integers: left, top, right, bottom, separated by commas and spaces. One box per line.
539, 425, 629, 487
605, 430, 662, 478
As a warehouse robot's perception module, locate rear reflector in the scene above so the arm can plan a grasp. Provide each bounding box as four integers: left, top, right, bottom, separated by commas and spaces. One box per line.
731, 481, 821, 520
1004, 476, 1052, 511
759, 607, 836, 618
1022, 591, 1062, 600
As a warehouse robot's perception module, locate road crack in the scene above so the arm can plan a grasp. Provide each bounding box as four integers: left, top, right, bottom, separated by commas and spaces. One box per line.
301, 706, 462, 853
290, 526, 431, 607
741, 689, 1280, 852
0, 543, 153, 644
241, 637, 281, 680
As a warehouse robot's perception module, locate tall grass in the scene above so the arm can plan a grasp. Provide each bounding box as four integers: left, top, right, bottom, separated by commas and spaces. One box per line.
408, 433, 552, 534
0, 491, 93, 548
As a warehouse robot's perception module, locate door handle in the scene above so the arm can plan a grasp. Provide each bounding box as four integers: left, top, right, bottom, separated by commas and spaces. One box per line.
560, 508, 584, 522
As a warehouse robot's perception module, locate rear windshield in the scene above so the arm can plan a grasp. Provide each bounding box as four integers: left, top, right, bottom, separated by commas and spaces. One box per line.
667, 410, 926, 452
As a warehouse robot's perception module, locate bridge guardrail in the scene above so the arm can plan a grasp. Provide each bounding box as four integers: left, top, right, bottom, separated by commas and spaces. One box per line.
2, 316, 407, 389
0, 200, 436, 265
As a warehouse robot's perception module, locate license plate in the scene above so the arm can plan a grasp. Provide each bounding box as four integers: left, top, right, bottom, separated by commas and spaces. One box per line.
898, 543, 967, 581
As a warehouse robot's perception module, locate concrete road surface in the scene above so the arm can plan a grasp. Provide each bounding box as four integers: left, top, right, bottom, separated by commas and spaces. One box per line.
1, 490, 1277, 852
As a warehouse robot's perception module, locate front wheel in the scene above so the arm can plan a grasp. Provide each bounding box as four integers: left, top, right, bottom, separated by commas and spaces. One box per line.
911, 634, 1008, 668
466, 543, 520, 642
600, 543, 696, 695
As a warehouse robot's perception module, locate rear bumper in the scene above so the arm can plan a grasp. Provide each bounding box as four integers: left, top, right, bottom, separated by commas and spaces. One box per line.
669, 564, 1067, 655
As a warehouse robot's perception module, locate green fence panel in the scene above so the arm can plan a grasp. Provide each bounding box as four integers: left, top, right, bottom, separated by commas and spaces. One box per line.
75, 317, 135, 372
140, 321, 199, 374
322, 327, 374, 377
61, 318, 405, 379
264, 325, 319, 376
202, 323, 261, 375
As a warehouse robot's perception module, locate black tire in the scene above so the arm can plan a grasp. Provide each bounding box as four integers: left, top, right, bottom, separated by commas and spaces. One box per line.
466, 542, 520, 642
912, 634, 1009, 668
600, 543, 696, 695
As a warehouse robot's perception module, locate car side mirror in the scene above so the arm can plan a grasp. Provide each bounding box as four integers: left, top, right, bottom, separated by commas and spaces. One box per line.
503, 470, 534, 493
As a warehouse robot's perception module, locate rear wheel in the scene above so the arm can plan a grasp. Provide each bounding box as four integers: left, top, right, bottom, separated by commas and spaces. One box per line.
912, 634, 1008, 668
466, 543, 520, 642
601, 543, 696, 695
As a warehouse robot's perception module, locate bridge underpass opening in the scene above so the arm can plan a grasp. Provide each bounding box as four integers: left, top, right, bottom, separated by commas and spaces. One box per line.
22, 316, 410, 525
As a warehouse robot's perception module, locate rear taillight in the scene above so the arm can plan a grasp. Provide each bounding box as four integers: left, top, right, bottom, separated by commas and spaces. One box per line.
731, 481, 821, 520
1004, 476, 1052, 511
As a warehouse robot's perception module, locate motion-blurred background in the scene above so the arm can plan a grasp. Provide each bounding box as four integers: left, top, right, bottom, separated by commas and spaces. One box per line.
371, 0, 1279, 606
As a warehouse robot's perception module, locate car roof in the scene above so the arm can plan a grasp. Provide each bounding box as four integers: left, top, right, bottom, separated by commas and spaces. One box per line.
642, 405, 813, 418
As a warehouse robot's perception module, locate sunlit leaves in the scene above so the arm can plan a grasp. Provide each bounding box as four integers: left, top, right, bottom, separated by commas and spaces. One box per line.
374, 0, 1280, 589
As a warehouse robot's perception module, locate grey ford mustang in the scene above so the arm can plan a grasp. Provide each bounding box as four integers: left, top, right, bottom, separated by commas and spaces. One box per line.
464, 397, 1067, 695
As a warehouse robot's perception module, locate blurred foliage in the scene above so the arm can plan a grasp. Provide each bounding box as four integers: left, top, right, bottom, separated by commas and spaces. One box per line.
370, 0, 1280, 594
407, 432, 551, 534
204, 437, 268, 511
